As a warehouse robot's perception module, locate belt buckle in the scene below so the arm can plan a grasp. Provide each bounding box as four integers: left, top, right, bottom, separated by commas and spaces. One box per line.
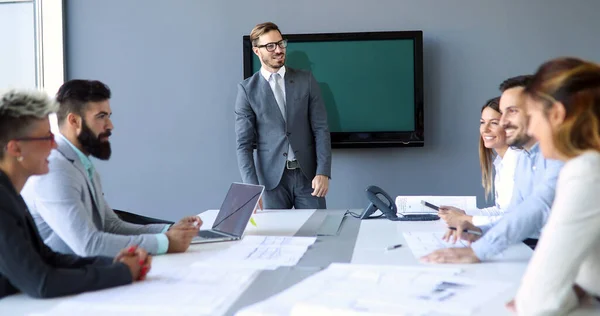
286, 160, 298, 170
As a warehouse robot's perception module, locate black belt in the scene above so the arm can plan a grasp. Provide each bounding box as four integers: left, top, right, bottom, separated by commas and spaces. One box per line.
286, 160, 300, 170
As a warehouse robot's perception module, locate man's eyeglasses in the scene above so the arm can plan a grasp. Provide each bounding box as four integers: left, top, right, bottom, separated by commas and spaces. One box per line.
13, 133, 55, 143
256, 39, 288, 52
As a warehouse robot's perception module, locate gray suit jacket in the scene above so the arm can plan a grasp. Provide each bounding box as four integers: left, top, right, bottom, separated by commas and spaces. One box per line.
235, 67, 332, 190
21, 136, 168, 257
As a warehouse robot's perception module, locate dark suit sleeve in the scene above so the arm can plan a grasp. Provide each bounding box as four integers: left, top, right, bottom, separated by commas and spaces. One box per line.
235, 82, 260, 184
42, 243, 114, 268
0, 206, 132, 298
307, 72, 332, 178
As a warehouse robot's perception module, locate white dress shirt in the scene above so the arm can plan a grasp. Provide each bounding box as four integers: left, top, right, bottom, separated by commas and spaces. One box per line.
260, 66, 295, 161
469, 147, 519, 226
260, 66, 287, 101
516, 151, 600, 316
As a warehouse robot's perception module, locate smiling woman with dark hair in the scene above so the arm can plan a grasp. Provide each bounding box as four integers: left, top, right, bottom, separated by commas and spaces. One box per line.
0, 89, 148, 299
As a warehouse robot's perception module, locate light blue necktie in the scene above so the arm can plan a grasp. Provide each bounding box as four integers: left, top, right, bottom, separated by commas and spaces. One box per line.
272, 73, 295, 161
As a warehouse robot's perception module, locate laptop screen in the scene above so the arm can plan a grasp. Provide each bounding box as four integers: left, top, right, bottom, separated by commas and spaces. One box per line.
212, 183, 264, 236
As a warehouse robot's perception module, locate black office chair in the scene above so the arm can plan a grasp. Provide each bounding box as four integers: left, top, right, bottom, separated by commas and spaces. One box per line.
113, 209, 175, 225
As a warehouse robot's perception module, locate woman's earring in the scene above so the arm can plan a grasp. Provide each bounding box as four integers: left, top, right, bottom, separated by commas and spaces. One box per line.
17, 156, 24, 162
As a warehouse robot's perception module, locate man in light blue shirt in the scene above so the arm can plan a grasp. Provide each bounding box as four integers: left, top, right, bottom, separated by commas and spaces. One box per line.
422, 75, 563, 263
22, 80, 201, 257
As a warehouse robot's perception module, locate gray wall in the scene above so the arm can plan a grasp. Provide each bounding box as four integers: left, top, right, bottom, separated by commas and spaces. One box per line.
64, 0, 600, 220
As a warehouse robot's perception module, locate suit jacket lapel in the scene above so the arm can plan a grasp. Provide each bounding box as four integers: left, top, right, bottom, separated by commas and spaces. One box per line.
55, 137, 104, 228
283, 68, 296, 123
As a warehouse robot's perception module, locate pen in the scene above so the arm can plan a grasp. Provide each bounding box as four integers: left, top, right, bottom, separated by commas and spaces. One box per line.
448, 227, 482, 236
385, 244, 403, 251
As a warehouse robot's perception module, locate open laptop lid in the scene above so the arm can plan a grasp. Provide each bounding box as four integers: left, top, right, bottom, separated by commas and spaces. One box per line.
212, 183, 264, 237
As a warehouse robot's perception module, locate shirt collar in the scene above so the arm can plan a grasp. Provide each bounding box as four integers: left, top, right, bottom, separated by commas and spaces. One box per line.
493, 154, 502, 169
522, 142, 540, 158
260, 65, 286, 82
59, 133, 95, 174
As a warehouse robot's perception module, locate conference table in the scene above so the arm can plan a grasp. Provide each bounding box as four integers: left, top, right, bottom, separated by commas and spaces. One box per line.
1, 209, 599, 315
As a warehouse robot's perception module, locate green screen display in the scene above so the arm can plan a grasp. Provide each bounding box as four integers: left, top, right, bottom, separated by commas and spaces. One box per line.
252, 39, 416, 133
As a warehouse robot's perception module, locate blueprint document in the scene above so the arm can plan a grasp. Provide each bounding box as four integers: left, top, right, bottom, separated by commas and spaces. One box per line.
395, 196, 477, 215
32, 266, 258, 316
192, 236, 317, 270
236, 263, 511, 316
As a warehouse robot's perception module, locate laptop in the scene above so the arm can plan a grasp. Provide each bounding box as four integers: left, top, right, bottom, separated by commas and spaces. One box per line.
191, 182, 265, 244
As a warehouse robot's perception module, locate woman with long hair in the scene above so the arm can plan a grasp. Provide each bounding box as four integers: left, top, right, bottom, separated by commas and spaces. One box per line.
439, 97, 519, 227
509, 57, 600, 315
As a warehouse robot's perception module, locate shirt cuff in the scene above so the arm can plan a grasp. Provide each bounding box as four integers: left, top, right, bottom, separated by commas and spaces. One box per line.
472, 215, 491, 227
471, 235, 503, 261
155, 234, 169, 255
161, 224, 171, 233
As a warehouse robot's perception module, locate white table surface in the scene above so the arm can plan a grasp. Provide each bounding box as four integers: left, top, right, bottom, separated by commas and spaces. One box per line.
1, 209, 598, 315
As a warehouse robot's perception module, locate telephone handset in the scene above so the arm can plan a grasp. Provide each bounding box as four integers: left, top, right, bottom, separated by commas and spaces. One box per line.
361, 185, 440, 221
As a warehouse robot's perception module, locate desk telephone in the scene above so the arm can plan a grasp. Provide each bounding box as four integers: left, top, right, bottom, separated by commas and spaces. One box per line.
361, 185, 440, 221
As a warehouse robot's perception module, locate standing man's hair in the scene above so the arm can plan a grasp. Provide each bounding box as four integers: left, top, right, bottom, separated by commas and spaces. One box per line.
249, 22, 281, 47
55, 80, 111, 125
499, 75, 533, 92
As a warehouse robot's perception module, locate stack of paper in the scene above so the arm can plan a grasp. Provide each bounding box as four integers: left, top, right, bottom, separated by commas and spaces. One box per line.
192, 236, 317, 270
395, 196, 477, 215
236, 263, 511, 316
35, 266, 258, 316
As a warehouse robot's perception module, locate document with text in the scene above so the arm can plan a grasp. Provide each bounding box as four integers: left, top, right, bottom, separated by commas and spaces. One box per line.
33, 266, 258, 316
236, 263, 511, 316
192, 236, 317, 270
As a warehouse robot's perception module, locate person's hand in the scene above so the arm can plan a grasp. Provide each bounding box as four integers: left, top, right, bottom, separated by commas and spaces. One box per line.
165, 224, 200, 253
311, 175, 329, 197
254, 197, 263, 214
438, 206, 471, 227
116, 246, 152, 281
170, 216, 203, 230
442, 219, 482, 244
505, 299, 517, 314
420, 247, 481, 264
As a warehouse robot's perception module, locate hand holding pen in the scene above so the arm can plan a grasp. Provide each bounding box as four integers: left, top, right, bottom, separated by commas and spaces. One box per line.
442, 219, 483, 244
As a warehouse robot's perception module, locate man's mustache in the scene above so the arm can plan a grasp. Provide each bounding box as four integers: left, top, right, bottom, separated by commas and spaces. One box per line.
99, 130, 112, 138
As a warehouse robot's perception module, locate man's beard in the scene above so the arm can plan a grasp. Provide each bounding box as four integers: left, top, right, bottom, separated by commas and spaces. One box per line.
262, 53, 285, 70
507, 130, 532, 148
78, 120, 112, 160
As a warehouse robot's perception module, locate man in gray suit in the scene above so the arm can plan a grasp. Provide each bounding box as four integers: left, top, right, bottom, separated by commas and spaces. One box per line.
22, 80, 201, 257
235, 22, 332, 209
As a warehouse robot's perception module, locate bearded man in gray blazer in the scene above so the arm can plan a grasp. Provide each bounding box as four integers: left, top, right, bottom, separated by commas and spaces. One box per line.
22, 80, 201, 257
235, 22, 332, 209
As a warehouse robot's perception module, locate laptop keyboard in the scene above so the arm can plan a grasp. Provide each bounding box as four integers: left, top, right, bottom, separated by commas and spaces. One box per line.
197, 230, 226, 239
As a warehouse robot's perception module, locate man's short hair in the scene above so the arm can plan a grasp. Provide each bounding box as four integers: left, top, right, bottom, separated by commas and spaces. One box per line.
499, 75, 534, 92
249, 22, 281, 47
56, 80, 111, 125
